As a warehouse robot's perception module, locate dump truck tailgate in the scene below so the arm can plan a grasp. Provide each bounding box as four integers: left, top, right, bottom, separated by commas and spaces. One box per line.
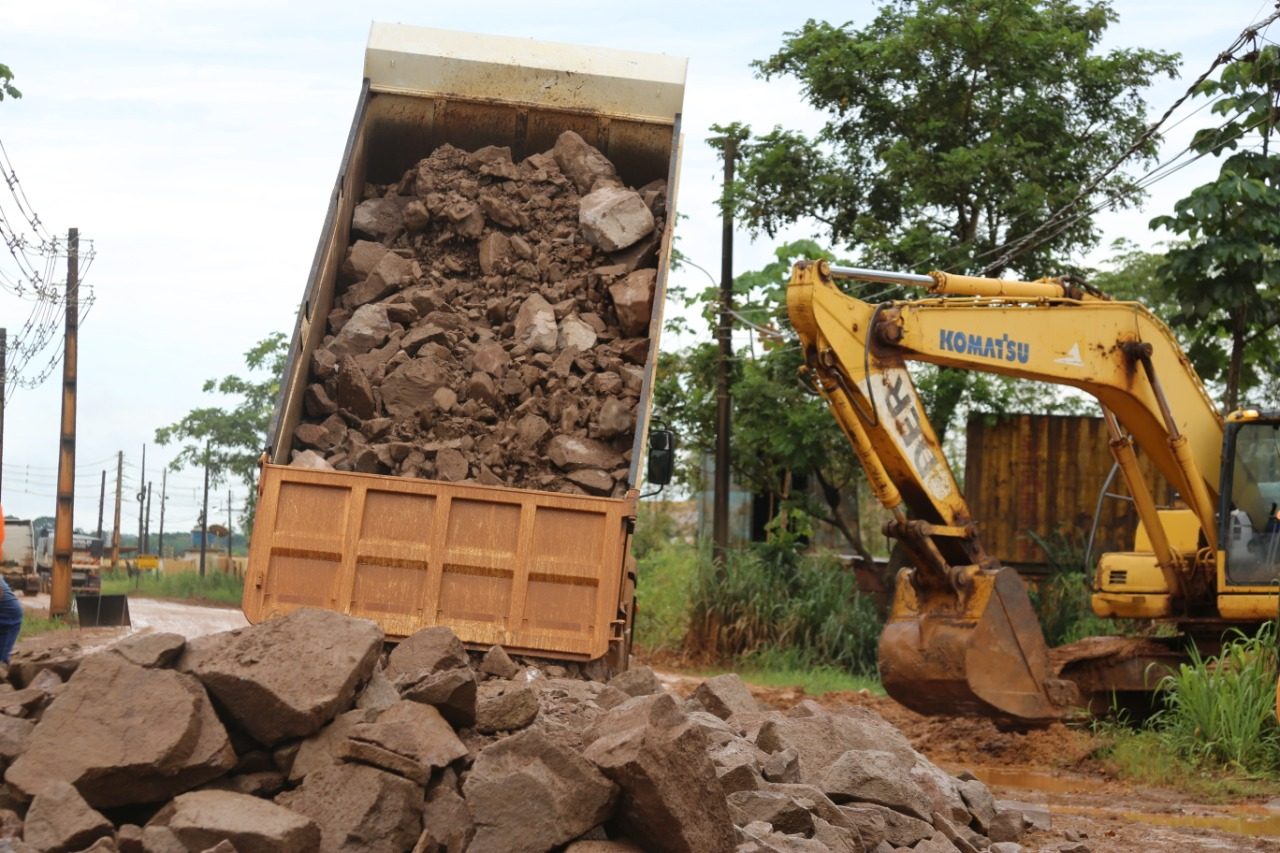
245, 463, 635, 659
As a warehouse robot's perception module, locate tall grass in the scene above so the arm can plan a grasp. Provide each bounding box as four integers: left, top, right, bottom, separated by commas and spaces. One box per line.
634, 540, 699, 652
689, 539, 882, 676
101, 569, 244, 607
1147, 622, 1280, 775
1025, 528, 1116, 646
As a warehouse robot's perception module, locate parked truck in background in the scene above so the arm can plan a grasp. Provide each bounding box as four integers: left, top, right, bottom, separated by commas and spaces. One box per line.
1, 518, 39, 596
34, 531, 103, 595
244, 24, 685, 673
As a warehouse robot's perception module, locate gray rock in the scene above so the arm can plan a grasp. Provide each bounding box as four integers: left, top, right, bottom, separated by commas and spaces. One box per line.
381, 357, 451, 418
594, 398, 633, 440
559, 315, 599, 351
515, 293, 559, 353
287, 709, 371, 783
692, 673, 760, 720
352, 195, 409, 239
580, 187, 655, 252
820, 749, 932, 820
339, 701, 467, 784
188, 608, 383, 746
399, 666, 478, 728
479, 645, 519, 680
727, 789, 814, 836
553, 131, 620, 194
107, 632, 185, 668
342, 240, 389, 280
958, 777, 997, 834
329, 303, 392, 357
608, 666, 663, 698
464, 728, 618, 853
335, 355, 377, 420
547, 435, 623, 471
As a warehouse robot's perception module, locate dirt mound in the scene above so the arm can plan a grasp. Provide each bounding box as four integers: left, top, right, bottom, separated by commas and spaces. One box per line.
290, 132, 665, 498
0, 610, 1043, 852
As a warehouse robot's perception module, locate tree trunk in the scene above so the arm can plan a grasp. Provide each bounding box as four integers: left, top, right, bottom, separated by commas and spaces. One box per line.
814, 468, 874, 566
1225, 313, 1246, 412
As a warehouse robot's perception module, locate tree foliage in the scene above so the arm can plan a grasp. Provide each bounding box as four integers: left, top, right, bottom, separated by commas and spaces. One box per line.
1149, 46, 1280, 411
155, 333, 287, 530
0, 64, 19, 102
718, 1, 1178, 436
727, 1, 1178, 278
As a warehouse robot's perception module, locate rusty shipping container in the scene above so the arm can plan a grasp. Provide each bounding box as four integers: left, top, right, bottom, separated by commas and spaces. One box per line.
244, 24, 687, 667
963, 413, 1175, 571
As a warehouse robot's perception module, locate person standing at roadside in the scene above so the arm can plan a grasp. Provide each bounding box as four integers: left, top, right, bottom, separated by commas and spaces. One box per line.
0, 507, 24, 663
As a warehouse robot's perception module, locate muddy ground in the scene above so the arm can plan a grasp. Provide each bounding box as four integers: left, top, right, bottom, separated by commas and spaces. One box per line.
15, 600, 1280, 851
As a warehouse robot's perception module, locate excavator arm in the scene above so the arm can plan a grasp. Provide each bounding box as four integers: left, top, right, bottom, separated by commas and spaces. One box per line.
786, 260, 1225, 723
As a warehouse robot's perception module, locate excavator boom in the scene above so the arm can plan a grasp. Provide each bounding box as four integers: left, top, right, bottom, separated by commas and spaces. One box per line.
787, 259, 1226, 723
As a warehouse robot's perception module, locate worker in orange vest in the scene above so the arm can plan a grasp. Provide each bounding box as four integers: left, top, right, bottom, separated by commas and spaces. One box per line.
0, 507, 23, 662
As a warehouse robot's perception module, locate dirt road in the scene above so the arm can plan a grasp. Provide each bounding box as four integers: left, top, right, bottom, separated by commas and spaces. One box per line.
657, 670, 1280, 852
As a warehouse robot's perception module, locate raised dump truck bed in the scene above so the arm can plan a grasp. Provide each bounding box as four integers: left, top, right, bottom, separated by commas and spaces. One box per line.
244, 24, 685, 666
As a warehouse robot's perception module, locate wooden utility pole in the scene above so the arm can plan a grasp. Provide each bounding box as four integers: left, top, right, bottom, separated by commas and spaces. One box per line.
158, 469, 167, 564
51, 229, 79, 617
712, 139, 736, 566
199, 443, 210, 577
0, 327, 6, 504
110, 451, 122, 567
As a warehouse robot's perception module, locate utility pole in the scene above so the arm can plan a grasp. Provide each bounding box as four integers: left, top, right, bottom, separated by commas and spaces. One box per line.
158, 469, 167, 565
111, 451, 122, 567
96, 470, 105, 542
0, 327, 6, 504
144, 481, 152, 555
136, 444, 146, 560
51, 229, 79, 617
199, 442, 210, 577
712, 138, 736, 567
226, 488, 233, 573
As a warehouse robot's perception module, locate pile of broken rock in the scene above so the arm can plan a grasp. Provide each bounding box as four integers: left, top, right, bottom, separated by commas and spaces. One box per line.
291, 131, 665, 499
0, 609, 1039, 852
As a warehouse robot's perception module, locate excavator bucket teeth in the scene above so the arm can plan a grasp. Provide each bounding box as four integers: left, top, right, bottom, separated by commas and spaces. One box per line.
878, 567, 1060, 724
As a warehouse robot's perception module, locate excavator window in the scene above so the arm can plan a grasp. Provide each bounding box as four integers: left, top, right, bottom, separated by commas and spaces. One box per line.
1224, 422, 1280, 585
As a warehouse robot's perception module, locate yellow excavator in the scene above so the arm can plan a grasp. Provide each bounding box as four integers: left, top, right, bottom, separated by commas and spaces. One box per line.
787, 259, 1280, 724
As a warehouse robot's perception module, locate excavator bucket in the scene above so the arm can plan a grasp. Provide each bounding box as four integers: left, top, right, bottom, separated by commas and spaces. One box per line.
878, 567, 1061, 724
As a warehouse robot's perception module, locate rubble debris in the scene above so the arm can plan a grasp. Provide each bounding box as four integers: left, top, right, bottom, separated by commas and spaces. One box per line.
287, 135, 666, 499
0, 615, 1027, 853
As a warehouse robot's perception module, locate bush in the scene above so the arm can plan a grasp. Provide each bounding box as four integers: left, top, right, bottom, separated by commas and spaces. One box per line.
1026, 527, 1115, 646
689, 538, 882, 676
1147, 622, 1280, 775
634, 540, 699, 652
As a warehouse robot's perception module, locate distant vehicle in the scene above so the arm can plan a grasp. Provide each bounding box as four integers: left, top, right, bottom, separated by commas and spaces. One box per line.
35, 531, 103, 594
1, 518, 39, 595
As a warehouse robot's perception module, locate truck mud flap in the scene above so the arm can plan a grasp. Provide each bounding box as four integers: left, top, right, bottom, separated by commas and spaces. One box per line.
75, 594, 131, 627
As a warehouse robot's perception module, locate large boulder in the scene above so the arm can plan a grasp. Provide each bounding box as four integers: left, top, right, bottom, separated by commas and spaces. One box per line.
552, 131, 620, 194
819, 749, 933, 820
582, 694, 736, 853
514, 293, 559, 353
386, 626, 469, 679
380, 358, 451, 418
157, 791, 320, 853
328, 303, 392, 358
464, 728, 618, 853
6, 653, 235, 807
276, 762, 423, 853
398, 666, 478, 728
188, 609, 383, 746
608, 269, 656, 338
692, 674, 759, 720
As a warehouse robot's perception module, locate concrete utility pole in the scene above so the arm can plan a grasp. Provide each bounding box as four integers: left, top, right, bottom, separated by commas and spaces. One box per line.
226, 488, 233, 572
199, 442, 210, 578
111, 451, 122, 567
712, 139, 736, 567
136, 444, 146, 558
158, 469, 167, 565
144, 481, 152, 555
96, 469, 105, 542
51, 229, 79, 617
0, 327, 6, 504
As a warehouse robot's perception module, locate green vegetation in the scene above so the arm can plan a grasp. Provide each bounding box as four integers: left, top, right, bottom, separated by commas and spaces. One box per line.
17, 614, 65, 640
1095, 623, 1280, 793
689, 652, 884, 698
1025, 528, 1117, 646
101, 569, 243, 607
633, 505, 882, 682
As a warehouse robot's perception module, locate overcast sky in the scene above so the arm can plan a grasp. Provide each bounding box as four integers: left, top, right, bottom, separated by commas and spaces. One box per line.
0, 0, 1273, 528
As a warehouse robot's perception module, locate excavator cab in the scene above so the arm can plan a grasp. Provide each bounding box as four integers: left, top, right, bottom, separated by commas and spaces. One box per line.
1220, 412, 1280, 589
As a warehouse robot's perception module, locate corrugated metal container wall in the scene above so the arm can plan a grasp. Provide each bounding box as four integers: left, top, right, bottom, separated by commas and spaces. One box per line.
963, 413, 1176, 568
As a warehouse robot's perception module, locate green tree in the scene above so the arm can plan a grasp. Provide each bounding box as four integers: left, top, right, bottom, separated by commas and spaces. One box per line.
0, 64, 20, 101
722, 1, 1178, 433
155, 333, 287, 531
1150, 46, 1280, 412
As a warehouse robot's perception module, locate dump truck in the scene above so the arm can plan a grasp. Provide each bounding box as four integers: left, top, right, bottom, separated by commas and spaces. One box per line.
244, 24, 685, 673
787, 258, 1280, 723
34, 530, 104, 595
1, 518, 39, 596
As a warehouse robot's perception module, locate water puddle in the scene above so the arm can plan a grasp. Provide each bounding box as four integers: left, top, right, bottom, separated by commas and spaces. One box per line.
952, 764, 1280, 839
1053, 804, 1280, 838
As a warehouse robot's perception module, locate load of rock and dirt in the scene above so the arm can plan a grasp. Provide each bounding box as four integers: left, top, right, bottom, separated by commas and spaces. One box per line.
0, 611, 1047, 853
289, 131, 666, 498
